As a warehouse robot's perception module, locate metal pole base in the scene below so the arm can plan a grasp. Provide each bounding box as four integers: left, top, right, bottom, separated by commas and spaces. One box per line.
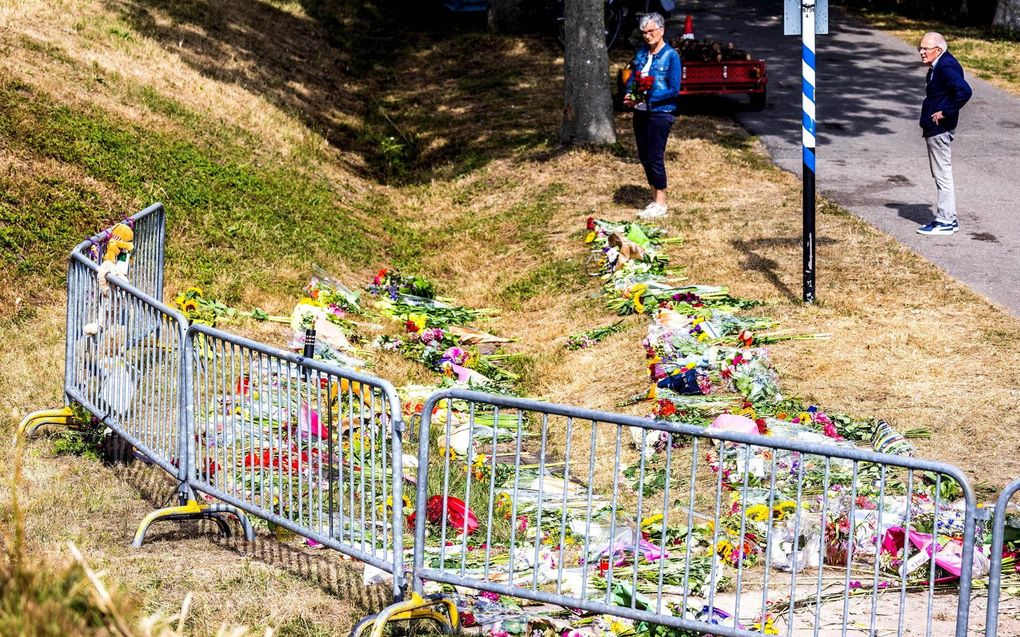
132, 495, 255, 548
15, 407, 78, 442
350, 593, 459, 637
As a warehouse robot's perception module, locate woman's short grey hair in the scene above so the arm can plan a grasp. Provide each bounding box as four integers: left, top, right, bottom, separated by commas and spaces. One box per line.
639, 12, 666, 31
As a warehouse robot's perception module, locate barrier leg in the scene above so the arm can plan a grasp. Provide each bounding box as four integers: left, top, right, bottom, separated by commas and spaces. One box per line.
350, 593, 458, 637
132, 490, 255, 548
16, 407, 79, 441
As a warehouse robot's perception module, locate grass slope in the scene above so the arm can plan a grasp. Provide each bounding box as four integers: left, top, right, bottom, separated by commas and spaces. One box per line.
2, 0, 1020, 634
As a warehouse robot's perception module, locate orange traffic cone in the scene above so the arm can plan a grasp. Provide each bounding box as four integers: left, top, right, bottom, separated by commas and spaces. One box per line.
682, 14, 694, 40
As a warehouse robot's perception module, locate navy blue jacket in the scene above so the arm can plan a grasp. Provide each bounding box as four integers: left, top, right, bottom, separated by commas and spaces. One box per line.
920, 51, 972, 138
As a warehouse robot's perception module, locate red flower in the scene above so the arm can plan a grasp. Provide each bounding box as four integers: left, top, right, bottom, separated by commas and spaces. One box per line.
405, 320, 420, 333
422, 495, 478, 535
373, 268, 389, 285
202, 458, 220, 478
755, 418, 768, 435
655, 399, 676, 418
586, 216, 596, 231
235, 375, 250, 395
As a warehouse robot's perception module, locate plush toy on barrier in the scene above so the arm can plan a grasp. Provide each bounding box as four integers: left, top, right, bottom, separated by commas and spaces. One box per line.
84, 222, 134, 336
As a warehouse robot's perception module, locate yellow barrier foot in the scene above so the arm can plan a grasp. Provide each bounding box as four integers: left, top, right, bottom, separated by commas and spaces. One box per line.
350, 593, 459, 637
15, 407, 78, 442
132, 498, 255, 548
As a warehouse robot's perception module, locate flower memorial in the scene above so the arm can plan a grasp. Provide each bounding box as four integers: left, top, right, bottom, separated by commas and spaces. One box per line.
175, 216, 1010, 637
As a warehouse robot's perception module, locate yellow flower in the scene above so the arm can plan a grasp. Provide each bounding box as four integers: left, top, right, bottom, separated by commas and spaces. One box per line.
647, 384, 657, 399
798, 411, 812, 423
185, 286, 204, 297
775, 500, 798, 520
409, 313, 427, 331
745, 504, 770, 522
584, 231, 596, 243
641, 514, 664, 528
633, 293, 645, 314
715, 539, 734, 559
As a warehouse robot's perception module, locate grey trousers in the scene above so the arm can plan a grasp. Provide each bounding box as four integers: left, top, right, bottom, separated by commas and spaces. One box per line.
926, 130, 957, 224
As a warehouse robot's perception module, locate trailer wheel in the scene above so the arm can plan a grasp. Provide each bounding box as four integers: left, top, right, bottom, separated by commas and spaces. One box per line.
749, 89, 767, 111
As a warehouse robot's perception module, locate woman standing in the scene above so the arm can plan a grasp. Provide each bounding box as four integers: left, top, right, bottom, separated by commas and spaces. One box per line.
623, 13, 681, 220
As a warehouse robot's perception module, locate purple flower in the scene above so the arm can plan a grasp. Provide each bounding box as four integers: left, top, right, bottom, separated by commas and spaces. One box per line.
441, 346, 468, 365
849, 580, 862, 589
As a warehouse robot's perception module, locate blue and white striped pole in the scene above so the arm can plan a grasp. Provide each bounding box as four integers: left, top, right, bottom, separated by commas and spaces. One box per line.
801, 0, 817, 303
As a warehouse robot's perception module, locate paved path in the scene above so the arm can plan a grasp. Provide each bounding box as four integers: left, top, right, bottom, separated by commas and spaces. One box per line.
671, 0, 1019, 314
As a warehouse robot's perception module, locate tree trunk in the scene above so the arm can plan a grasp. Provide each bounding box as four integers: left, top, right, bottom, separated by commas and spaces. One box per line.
994, 0, 1020, 29
559, 0, 616, 146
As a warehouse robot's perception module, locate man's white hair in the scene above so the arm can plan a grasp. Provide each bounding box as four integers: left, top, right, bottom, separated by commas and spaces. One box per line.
922, 32, 948, 51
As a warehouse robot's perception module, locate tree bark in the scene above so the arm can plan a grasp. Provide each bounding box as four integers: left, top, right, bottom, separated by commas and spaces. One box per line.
994, 0, 1020, 29
559, 0, 616, 146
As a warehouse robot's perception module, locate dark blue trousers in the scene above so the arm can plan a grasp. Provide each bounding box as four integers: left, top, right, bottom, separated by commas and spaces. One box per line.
633, 110, 675, 190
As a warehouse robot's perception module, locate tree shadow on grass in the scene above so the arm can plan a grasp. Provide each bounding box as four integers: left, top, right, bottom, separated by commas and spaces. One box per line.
105, 0, 567, 185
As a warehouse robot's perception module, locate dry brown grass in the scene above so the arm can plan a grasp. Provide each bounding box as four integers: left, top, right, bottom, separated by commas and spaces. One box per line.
3, 0, 1020, 633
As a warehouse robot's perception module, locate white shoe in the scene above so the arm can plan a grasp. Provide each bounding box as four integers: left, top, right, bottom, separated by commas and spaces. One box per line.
638, 203, 667, 219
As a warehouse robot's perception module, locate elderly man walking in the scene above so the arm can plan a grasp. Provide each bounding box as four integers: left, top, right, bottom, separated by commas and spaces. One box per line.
916, 32, 972, 236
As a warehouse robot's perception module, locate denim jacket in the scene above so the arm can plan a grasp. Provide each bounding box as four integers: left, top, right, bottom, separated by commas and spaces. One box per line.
626, 43, 682, 113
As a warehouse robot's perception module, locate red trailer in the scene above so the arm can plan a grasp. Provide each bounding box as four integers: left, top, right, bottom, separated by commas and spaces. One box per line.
680, 58, 768, 110
616, 15, 768, 111
618, 59, 768, 111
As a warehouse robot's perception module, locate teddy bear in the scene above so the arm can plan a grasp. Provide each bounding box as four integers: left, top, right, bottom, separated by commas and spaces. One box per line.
83, 222, 134, 336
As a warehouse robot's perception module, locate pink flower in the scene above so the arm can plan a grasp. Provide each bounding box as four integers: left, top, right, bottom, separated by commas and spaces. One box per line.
823, 422, 843, 440
298, 403, 329, 439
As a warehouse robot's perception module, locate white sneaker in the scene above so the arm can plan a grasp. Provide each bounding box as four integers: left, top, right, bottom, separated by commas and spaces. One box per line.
638, 203, 667, 219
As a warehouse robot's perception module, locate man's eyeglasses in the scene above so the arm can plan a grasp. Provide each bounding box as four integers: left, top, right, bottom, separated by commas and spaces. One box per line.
917, 46, 941, 53
641, 27, 663, 35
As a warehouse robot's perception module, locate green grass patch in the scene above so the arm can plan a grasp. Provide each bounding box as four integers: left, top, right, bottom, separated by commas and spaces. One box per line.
512, 182, 566, 255
502, 257, 583, 303
0, 75, 383, 300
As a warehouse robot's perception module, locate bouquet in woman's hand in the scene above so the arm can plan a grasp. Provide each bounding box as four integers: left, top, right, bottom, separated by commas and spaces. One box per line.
625, 71, 656, 104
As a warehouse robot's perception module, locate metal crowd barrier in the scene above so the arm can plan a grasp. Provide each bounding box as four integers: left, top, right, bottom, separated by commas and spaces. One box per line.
182, 324, 406, 599
398, 389, 979, 637
18, 203, 407, 603
986, 478, 1020, 636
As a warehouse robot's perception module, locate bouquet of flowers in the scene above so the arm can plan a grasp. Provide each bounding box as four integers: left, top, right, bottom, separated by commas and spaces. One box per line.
625, 70, 656, 105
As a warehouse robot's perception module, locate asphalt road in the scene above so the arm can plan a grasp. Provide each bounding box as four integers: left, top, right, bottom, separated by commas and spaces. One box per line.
668, 0, 1019, 315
